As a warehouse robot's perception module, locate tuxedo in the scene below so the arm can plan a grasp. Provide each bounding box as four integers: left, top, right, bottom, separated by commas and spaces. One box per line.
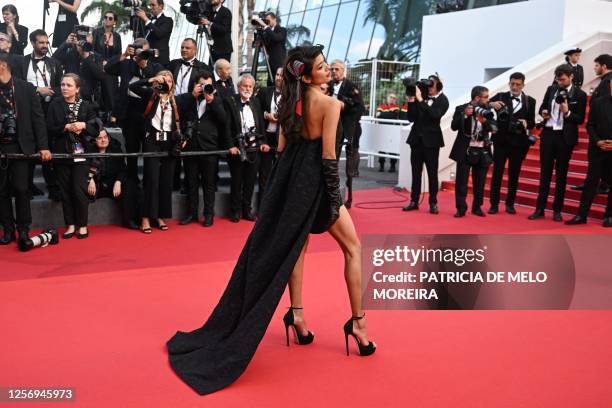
214, 77, 236, 100
405, 92, 449, 206
0, 78, 48, 233
334, 78, 364, 179
22, 54, 62, 106
577, 95, 612, 218
137, 12, 173, 65
168, 58, 212, 96
210, 5, 233, 62
535, 84, 587, 212
262, 25, 287, 82
180, 93, 229, 218
450, 103, 493, 212
489, 91, 536, 208
226, 94, 265, 216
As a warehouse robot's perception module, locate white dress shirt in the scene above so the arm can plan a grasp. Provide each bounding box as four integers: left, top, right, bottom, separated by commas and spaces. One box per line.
241, 99, 256, 133
27, 58, 48, 88
175, 58, 196, 96
546, 85, 572, 131
152, 98, 173, 137
266, 90, 281, 133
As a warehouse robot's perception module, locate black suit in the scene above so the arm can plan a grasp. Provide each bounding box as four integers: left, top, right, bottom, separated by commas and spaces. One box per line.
591, 72, 612, 105
22, 55, 62, 110
180, 93, 229, 218
0, 78, 48, 232
262, 25, 287, 83
489, 91, 536, 207
571, 64, 584, 89
257, 86, 281, 195
227, 94, 265, 215
137, 13, 173, 66
406, 93, 449, 205
577, 96, 612, 218
47, 98, 99, 228
0, 23, 28, 55
535, 84, 587, 212
210, 6, 233, 62
335, 79, 365, 177
168, 58, 212, 96
450, 103, 492, 212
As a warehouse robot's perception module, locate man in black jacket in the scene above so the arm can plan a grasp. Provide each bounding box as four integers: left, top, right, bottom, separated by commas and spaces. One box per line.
105, 39, 163, 181
226, 74, 265, 223
169, 38, 211, 97
255, 12, 287, 86
256, 66, 282, 200
488, 72, 536, 214
179, 71, 229, 227
200, 0, 233, 63
213, 58, 235, 100
528, 64, 587, 222
0, 54, 52, 245
566, 82, 612, 227
135, 0, 173, 66
331, 59, 365, 207
402, 74, 449, 214
449, 86, 494, 218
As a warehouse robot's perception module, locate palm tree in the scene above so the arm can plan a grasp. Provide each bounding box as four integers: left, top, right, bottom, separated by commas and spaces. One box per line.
80, 0, 178, 34
364, 0, 435, 62
286, 24, 311, 48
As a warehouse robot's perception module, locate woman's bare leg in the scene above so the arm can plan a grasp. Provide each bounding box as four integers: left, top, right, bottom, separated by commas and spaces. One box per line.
288, 236, 310, 336
328, 206, 374, 346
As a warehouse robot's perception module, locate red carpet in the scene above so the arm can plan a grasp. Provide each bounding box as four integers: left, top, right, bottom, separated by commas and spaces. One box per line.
1, 188, 611, 407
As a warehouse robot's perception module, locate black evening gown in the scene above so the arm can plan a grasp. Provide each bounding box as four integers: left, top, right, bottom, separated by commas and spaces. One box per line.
166, 137, 337, 395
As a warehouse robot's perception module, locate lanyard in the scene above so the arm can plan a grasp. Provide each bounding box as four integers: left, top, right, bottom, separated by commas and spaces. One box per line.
0, 79, 17, 118
177, 64, 193, 94
32, 58, 49, 87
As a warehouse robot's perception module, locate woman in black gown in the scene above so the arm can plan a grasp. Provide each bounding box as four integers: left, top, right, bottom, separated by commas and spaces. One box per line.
166, 45, 376, 395
49, 0, 81, 48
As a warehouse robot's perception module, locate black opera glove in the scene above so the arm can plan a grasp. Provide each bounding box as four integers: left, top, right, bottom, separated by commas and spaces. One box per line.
321, 158, 343, 225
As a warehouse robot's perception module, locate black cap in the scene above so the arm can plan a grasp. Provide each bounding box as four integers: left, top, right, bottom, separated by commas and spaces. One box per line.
564, 48, 582, 56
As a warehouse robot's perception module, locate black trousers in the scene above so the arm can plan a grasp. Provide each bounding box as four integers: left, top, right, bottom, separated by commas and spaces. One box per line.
0, 143, 32, 230
536, 129, 574, 212
95, 178, 141, 225
578, 149, 612, 218
489, 142, 529, 206
55, 161, 90, 227
184, 154, 219, 217
455, 160, 489, 212
122, 114, 146, 181
142, 139, 175, 219
410, 145, 440, 205
378, 153, 398, 168
228, 153, 259, 214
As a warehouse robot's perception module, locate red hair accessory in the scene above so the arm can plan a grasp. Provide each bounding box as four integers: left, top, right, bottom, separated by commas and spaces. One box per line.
286, 60, 305, 116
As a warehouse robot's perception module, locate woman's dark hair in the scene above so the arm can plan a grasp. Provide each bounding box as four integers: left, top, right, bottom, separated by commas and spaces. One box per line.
104, 10, 118, 23
278, 45, 325, 143
2, 5, 19, 24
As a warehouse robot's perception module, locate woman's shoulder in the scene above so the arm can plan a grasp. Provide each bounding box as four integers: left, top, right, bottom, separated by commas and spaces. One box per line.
313, 92, 341, 111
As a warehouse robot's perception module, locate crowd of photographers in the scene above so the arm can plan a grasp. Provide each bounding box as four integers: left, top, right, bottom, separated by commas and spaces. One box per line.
401, 50, 612, 228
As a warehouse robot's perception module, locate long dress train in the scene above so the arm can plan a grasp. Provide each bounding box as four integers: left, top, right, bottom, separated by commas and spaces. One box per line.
166, 137, 336, 395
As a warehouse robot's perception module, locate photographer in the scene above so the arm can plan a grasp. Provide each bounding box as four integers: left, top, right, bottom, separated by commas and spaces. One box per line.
402, 74, 449, 214
129, 70, 180, 233
565, 81, 612, 228
104, 38, 163, 180
0, 5, 28, 56
528, 64, 587, 222
87, 129, 141, 230
226, 74, 264, 223
178, 71, 229, 227
488, 72, 536, 215
331, 59, 364, 206
23, 29, 62, 201
47, 73, 99, 239
200, 0, 233, 63
134, 0, 173, 66
0, 53, 51, 246
253, 12, 287, 85
256, 66, 282, 198
449, 86, 494, 218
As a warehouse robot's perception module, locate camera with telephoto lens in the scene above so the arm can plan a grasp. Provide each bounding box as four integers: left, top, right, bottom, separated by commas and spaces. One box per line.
0, 110, 18, 140
555, 89, 569, 104
73, 25, 92, 42
133, 47, 158, 60
473, 106, 495, 120
496, 105, 510, 122
251, 11, 268, 26
236, 127, 263, 162
403, 77, 434, 97
123, 0, 147, 8
18, 229, 59, 252
179, 0, 213, 25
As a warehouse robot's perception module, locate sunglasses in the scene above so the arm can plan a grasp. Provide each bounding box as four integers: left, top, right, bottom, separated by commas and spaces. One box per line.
104, 16, 115, 20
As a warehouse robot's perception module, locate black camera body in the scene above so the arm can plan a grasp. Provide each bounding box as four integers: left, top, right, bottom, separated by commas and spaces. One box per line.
337, 94, 356, 108
0, 110, 18, 142
236, 128, 263, 162
133, 47, 158, 60
251, 11, 268, 26
150, 81, 170, 93
473, 105, 495, 121
403, 77, 433, 98
555, 89, 569, 104
73, 25, 92, 42
123, 0, 147, 8
179, 0, 213, 25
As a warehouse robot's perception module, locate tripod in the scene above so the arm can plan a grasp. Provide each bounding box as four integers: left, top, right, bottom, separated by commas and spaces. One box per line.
195, 24, 214, 65
250, 30, 273, 82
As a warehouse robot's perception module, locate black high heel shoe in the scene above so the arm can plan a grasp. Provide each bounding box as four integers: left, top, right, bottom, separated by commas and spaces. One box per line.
343, 313, 376, 356
282, 307, 314, 346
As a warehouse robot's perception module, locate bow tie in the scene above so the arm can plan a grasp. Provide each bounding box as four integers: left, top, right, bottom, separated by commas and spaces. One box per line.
182, 60, 193, 67
512, 96, 520, 102
241, 100, 250, 107
33, 57, 45, 62
333, 80, 340, 86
